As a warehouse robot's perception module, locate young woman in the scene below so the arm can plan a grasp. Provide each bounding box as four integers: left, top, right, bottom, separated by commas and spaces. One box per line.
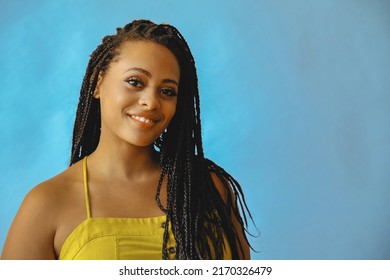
2, 20, 253, 260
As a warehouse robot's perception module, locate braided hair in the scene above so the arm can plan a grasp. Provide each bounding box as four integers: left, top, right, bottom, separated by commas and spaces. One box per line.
70, 20, 253, 259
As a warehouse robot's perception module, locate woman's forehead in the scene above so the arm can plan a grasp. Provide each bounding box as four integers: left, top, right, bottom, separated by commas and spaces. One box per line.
108, 41, 180, 79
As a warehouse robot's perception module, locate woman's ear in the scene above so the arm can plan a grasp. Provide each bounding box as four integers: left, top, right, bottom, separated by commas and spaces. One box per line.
93, 71, 104, 99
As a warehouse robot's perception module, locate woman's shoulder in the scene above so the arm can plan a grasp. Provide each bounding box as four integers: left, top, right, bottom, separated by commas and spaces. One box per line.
23, 160, 84, 215
202, 158, 231, 203
1, 160, 85, 259
203, 158, 251, 259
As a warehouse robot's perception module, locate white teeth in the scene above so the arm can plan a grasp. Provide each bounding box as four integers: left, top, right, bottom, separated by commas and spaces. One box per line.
131, 115, 152, 123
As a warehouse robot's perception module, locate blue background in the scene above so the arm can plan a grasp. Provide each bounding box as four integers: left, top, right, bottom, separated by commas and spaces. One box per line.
1, 0, 389, 259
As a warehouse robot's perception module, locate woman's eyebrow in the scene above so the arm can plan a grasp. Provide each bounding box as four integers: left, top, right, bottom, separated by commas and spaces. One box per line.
162, 79, 179, 86
123, 67, 179, 86
124, 67, 151, 77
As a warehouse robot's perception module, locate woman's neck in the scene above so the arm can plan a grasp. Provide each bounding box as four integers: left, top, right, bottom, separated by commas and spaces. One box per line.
87, 135, 160, 182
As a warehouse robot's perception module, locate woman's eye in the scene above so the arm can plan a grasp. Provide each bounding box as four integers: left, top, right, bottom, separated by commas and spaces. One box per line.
161, 88, 177, 97
126, 78, 143, 88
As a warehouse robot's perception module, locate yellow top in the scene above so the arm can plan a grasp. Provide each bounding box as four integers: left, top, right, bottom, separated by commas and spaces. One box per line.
58, 157, 176, 260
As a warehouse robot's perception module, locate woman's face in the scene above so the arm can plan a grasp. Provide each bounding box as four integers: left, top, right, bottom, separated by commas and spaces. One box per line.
95, 40, 180, 148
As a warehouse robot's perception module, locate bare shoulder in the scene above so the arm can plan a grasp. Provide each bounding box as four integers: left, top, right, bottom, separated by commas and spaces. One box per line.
1, 161, 83, 259
210, 172, 229, 203
205, 158, 233, 204
208, 164, 251, 260
23, 161, 83, 214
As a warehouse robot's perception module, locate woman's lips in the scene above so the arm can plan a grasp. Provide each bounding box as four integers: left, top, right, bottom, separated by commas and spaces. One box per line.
127, 113, 159, 128
130, 115, 153, 123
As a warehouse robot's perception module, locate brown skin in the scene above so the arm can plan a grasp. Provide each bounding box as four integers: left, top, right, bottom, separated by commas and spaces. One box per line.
212, 173, 251, 259
1, 41, 249, 259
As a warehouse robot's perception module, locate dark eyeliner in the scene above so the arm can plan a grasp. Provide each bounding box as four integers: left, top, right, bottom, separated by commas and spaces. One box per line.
124, 77, 144, 87
161, 88, 177, 97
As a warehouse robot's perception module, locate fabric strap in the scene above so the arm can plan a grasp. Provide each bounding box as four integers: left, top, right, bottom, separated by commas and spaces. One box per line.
83, 156, 92, 219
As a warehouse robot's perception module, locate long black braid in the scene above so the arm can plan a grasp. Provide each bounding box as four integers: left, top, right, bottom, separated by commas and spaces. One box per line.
70, 20, 254, 259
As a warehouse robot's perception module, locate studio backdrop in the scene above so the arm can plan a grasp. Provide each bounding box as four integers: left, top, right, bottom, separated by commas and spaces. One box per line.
1, 0, 389, 259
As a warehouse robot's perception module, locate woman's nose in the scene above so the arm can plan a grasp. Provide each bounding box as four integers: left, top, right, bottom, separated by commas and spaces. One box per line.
138, 89, 160, 110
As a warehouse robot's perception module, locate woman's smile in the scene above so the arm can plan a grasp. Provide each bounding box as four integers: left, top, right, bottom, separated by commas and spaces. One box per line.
94, 41, 180, 147
130, 115, 153, 124
127, 113, 158, 128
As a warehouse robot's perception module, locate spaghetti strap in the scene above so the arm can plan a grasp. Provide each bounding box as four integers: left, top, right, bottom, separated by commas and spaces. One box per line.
83, 156, 92, 219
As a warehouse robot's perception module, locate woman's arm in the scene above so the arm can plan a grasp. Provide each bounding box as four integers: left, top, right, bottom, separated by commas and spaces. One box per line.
1, 183, 58, 259
211, 173, 251, 260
